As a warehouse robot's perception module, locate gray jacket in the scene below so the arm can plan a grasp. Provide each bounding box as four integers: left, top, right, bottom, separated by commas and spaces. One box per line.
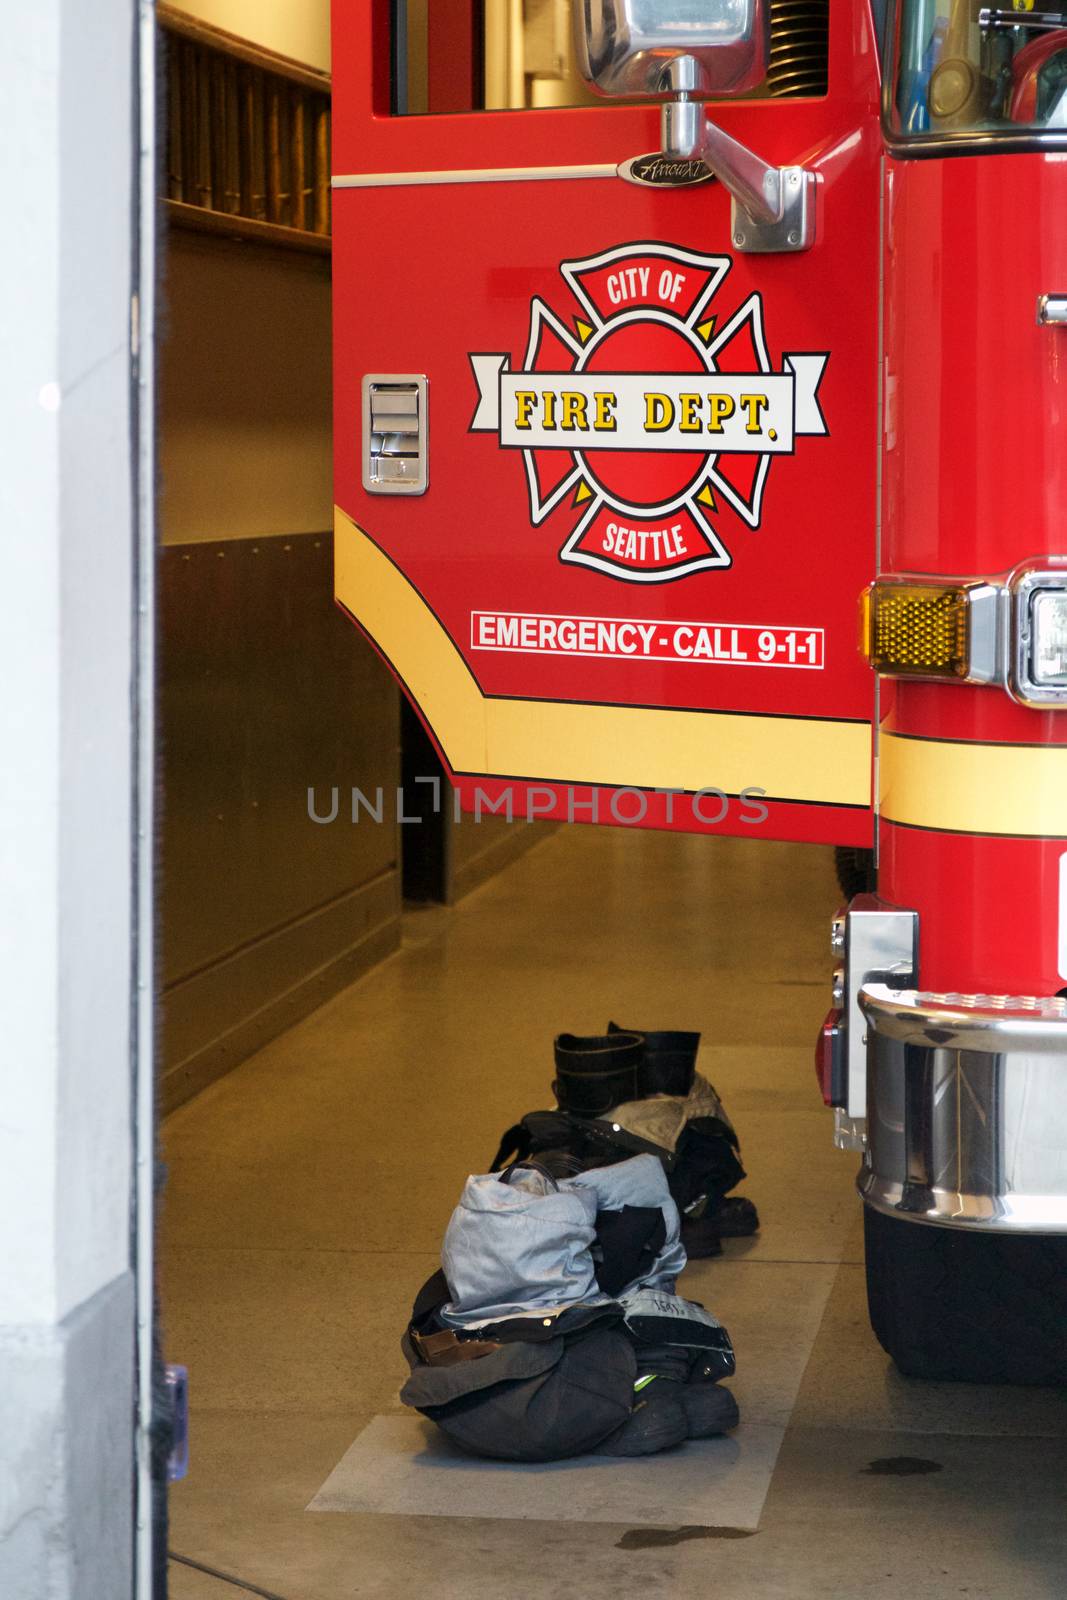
439, 1153, 687, 1329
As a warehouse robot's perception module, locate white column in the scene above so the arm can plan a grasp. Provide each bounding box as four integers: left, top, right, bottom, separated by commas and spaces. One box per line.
0, 2, 141, 1595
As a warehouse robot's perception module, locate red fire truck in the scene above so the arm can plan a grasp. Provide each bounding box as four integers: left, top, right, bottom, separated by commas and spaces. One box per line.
331, 0, 1067, 1383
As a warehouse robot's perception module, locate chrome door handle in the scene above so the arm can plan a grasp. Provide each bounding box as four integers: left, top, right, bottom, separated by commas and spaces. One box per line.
362, 375, 429, 495
1037, 295, 1067, 327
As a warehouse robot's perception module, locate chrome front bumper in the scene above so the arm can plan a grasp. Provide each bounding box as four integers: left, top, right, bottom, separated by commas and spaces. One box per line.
860, 984, 1067, 1233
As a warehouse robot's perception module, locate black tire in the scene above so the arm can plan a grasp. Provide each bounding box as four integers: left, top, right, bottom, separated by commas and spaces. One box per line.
864, 1204, 1067, 1385
834, 845, 875, 901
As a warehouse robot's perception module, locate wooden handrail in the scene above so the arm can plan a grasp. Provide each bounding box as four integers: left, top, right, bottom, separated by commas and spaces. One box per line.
157, 5, 331, 95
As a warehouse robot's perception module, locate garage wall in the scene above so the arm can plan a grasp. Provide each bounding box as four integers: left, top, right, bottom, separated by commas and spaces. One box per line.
160, 234, 333, 544
159, 228, 402, 1110
157, 13, 552, 1107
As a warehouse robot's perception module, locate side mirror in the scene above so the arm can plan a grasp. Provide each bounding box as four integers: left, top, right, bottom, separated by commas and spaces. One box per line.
574, 0, 814, 256
574, 0, 769, 100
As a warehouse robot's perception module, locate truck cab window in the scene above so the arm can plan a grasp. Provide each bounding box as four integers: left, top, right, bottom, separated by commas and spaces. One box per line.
391, 1, 830, 117
889, 0, 1067, 142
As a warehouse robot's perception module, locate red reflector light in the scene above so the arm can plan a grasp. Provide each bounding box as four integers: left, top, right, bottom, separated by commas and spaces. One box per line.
816, 1008, 844, 1107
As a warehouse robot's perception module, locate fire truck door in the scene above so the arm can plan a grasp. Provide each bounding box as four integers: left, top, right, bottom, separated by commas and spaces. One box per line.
331, 1, 883, 846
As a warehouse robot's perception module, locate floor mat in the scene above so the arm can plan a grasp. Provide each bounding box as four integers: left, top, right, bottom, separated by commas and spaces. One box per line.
307, 1414, 784, 1530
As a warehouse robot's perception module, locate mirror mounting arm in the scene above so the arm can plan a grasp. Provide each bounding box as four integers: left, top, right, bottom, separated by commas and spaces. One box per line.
661, 69, 816, 254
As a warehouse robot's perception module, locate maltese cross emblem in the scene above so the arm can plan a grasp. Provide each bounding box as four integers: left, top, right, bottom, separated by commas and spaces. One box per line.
470, 242, 828, 584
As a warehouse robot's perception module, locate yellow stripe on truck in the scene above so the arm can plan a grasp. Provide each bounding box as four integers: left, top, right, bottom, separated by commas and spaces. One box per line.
880, 730, 1067, 838
334, 505, 872, 804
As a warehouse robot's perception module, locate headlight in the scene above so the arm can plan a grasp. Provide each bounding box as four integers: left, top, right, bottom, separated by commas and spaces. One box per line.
1012, 568, 1067, 707
1031, 592, 1067, 686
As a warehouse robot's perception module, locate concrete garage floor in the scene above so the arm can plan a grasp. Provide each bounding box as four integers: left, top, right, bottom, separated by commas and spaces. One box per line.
161, 826, 1067, 1599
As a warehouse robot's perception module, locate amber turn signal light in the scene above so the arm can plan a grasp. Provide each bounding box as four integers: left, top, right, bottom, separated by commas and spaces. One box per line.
861, 581, 971, 679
